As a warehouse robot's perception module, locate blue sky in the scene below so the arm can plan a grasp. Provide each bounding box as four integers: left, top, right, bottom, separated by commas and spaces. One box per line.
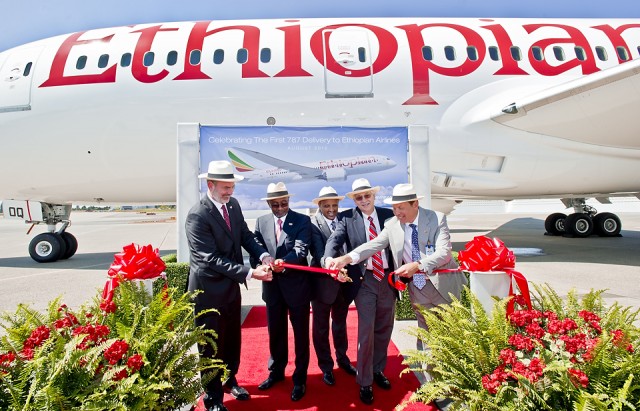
2, 0, 640, 52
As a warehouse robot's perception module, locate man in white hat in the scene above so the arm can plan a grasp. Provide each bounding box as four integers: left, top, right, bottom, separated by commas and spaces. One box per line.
185, 160, 274, 411
308, 186, 356, 387
252, 182, 312, 402
327, 183, 467, 353
323, 178, 396, 405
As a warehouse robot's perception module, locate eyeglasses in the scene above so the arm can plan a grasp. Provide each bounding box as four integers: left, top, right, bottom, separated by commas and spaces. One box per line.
354, 193, 372, 201
269, 201, 289, 209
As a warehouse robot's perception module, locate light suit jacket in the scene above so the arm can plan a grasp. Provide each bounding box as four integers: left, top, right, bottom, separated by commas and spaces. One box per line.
351, 207, 467, 302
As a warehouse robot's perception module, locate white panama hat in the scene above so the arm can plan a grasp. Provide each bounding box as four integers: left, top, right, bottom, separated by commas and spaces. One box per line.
198, 160, 244, 182
345, 178, 380, 199
383, 183, 424, 205
260, 182, 293, 201
312, 186, 345, 205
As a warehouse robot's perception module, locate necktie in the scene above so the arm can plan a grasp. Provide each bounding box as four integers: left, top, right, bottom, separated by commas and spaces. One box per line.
221, 204, 231, 230
368, 216, 384, 281
330, 220, 336, 231
276, 218, 283, 242
410, 223, 426, 290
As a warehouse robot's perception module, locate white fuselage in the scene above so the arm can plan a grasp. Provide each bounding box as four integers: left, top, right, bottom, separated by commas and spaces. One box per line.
1, 18, 639, 204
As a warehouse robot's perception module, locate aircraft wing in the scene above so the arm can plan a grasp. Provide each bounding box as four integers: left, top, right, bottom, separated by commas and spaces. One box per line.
229, 147, 324, 178
492, 58, 640, 150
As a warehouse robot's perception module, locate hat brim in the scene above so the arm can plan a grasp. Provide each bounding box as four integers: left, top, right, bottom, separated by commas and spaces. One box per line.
198, 172, 244, 182
312, 195, 345, 205
346, 186, 380, 199
383, 195, 424, 205
260, 194, 294, 201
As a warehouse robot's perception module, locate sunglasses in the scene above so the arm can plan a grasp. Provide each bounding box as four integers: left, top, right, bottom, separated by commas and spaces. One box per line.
269, 201, 289, 209
354, 193, 372, 201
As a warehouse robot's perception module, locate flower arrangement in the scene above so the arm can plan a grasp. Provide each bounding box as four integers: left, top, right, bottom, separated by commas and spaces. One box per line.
401, 283, 640, 410
0, 244, 224, 411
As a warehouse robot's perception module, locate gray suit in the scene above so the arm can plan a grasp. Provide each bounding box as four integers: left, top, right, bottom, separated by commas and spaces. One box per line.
351, 207, 467, 349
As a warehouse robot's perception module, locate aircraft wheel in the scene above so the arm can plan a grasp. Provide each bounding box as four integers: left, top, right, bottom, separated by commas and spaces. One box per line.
544, 213, 567, 235
29, 233, 66, 263
565, 213, 594, 237
60, 232, 78, 259
593, 212, 621, 237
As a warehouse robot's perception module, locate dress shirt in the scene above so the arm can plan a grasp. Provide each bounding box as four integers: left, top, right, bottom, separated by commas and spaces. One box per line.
347, 209, 389, 269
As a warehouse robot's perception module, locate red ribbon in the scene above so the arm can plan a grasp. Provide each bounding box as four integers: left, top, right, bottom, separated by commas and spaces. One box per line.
101, 243, 167, 309
458, 236, 532, 314
275, 262, 345, 280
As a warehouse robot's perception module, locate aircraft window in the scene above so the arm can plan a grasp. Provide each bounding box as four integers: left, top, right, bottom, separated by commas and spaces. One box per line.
358, 47, 366, 62
75, 56, 88, 70
260, 48, 271, 63
23, 62, 32, 77
616, 46, 630, 61
213, 49, 225, 64
421, 46, 433, 61
488, 46, 500, 61
167, 51, 178, 66
553, 46, 565, 61
467, 46, 478, 61
532, 46, 544, 61
237, 48, 248, 64
444, 46, 456, 61
143, 52, 155, 67
595, 46, 608, 61
575, 47, 587, 61
121, 53, 132, 67
510, 46, 522, 61
98, 54, 109, 68
190, 50, 201, 65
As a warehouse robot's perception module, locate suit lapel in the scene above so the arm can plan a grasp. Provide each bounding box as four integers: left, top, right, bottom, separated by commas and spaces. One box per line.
418, 208, 431, 250
263, 215, 277, 255
391, 219, 405, 266
316, 214, 332, 240
352, 208, 366, 245
204, 197, 232, 239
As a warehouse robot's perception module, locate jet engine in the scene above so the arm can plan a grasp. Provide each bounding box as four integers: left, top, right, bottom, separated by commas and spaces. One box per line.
321, 168, 348, 181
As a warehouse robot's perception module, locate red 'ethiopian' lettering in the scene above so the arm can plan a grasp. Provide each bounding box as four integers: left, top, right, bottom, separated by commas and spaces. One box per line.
131, 26, 178, 84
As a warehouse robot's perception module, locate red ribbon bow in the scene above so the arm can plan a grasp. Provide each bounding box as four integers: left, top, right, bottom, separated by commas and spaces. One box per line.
458, 236, 532, 315
101, 243, 167, 310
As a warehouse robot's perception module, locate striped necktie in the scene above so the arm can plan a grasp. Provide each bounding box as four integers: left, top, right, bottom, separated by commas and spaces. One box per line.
221, 204, 231, 230
368, 216, 384, 281
410, 223, 426, 289
276, 218, 283, 242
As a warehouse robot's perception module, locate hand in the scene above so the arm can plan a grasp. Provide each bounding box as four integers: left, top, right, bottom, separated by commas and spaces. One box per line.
271, 259, 285, 273
261, 256, 275, 266
334, 268, 352, 283
327, 255, 352, 271
395, 261, 421, 278
252, 265, 273, 281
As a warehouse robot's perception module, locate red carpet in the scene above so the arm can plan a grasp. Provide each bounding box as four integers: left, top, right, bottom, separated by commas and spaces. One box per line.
195, 306, 437, 411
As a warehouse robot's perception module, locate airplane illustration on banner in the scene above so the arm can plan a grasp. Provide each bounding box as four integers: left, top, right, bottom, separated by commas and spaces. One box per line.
1, 17, 640, 262
226, 147, 396, 183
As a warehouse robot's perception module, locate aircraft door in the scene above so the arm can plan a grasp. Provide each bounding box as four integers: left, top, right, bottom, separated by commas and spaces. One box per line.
322, 28, 374, 98
0, 47, 42, 113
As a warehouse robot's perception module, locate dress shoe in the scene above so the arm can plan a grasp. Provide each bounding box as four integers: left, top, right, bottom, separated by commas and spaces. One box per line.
322, 371, 335, 386
206, 404, 229, 411
359, 385, 374, 405
224, 384, 250, 400
337, 360, 357, 375
203, 393, 228, 411
373, 372, 391, 390
257, 374, 284, 390
291, 384, 306, 401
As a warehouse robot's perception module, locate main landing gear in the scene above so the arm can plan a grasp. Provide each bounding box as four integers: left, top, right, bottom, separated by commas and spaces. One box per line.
544, 198, 622, 238
21, 203, 78, 263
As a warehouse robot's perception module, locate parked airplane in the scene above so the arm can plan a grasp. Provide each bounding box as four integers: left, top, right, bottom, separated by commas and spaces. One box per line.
226, 147, 396, 183
1, 18, 639, 262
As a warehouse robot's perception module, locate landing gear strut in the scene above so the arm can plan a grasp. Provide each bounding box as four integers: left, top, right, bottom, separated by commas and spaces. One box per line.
544, 198, 622, 238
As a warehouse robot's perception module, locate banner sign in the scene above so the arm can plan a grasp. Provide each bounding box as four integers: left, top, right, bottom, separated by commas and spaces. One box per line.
199, 126, 408, 210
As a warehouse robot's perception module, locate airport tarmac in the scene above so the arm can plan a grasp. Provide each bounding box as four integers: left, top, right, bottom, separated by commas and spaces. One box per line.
1, 209, 640, 356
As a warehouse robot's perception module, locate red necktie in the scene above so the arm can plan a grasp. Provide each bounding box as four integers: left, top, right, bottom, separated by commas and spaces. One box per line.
368, 216, 384, 281
221, 204, 231, 230
276, 218, 283, 242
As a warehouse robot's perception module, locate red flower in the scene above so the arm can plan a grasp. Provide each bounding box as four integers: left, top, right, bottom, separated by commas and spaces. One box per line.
499, 348, 517, 366
560, 333, 587, 354
0, 351, 16, 367
20, 348, 34, 360
525, 322, 546, 339
112, 368, 128, 381
104, 340, 129, 365
23, 325, 51, 350
100, 300, 117, 313
73, 323, 111, 350
482, 366, 509, 395
508, 334, 536, 352
127, 354, 144, 372
568, 368, 589, 388
578, 310, 600, 323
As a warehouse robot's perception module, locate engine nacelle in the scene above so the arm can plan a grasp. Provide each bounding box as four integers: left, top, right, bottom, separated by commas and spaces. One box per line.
322, 168, 347, 181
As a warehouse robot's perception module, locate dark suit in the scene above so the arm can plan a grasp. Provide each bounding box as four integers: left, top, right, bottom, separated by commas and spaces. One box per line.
309, 213, 353, 374
323, 206, 396, 387
185, 195, 267, 403
252, 210, 312, 385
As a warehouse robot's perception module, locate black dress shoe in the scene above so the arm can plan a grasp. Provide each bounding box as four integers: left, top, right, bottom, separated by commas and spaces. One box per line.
225, 384, 250, 400
322, 371, 335, 386
257, 374, 284, 390
337, 360, 357, 375
291, 384, 306, 401
206, 404, 229, 411
373, 372, 391, 390
359, 385, 374, 405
